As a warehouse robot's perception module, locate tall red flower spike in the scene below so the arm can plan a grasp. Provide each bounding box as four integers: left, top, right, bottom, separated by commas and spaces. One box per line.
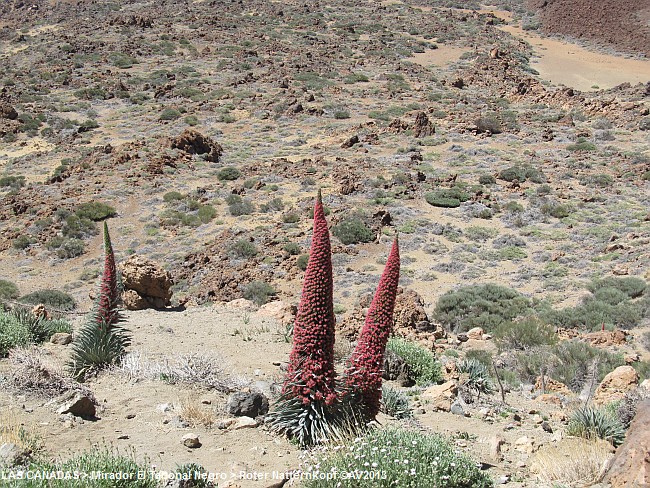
285, 190, 337, 406
96, 221, 120, 328
345, 236, 400, 418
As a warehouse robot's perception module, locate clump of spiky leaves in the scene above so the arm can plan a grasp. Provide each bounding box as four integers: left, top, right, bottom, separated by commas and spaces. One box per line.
380, 384, 412, 419
69, 222, 130, 380
458, 357, 494, 400
267, 191, 340, 446
343, 237, 400, 419
566, 405, 625, 446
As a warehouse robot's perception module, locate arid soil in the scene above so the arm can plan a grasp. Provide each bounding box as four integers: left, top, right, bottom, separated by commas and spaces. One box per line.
528, 0, 650, 57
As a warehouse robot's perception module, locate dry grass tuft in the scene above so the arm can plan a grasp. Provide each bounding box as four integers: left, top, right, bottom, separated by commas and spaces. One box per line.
530, 437, 613, 486
0, 409, 43, 458
7, 347, 93, 399
115, 350, 247, 393
179, 396, 217, 428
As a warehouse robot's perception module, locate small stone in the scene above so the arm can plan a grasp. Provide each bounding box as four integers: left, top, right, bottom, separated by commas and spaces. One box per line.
56, 392, 96, 418
182, 433, 201, 448
490, 435, 505, 462
117, 435, 129, 440
0, 443, 25, 468
50, 333, 73, 345
450, 401, 465, 417
226, 390, 269, 417
541, 421, 553, 433
233, 416, 258, 430
497, 475, 510, 484
157, 403, 173, 412
126, 414, 136, 419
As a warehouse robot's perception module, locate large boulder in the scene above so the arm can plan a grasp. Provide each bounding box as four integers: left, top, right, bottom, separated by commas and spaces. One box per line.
120, 255, 173, 310
594, 365, 639, 405
421, 381, 457, 412
602, 399, 650, 487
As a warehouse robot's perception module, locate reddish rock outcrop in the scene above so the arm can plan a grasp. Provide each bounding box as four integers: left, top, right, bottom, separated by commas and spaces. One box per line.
120, 255, 173, 310
602, 399, 650, 487
594, 365, 639, 405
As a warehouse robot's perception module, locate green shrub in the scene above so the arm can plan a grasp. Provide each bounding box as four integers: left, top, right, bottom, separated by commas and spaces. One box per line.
163, 191, 184, 202
53, 237, 86, 258
333, 110, 350, 119
498, 165, 545, 183
229, 239, 258, 259
434, 283, 534, 333
517, 341, 625, 392
296, 254, 309, 270
12, 235, 36, 250
425, 187, 471, 209
0, 279, 19, 301
242, 280, 276, 306
62, 215, 98, 239
159, 209, 201, 228
478, 174, 496, 185
283, 243, 301, 255
260, 197, 284, 213
19, 289, 76, 311
0, 310, 32, 356
0, 175, 26, 189
567, 138, 597, 152
18, 446, 158, 487
160, 108, 181, 121
217, 167, 241, 181
494, 317, 557, 351
226, 194, 255, 216
545, 297, 642, 331
332, 218, 373, 245
109, 52, 138, 69
380, 385, 412, 419
541, 203, 571, 218
587, 277, 646, 299
75, 201, 117, 221
302, 427, 492, 488
0, 308, 71, 356
197, 204, 217, 223
567, 406, 625, 446
282, 212, 301, 224
386, 338, 442, 386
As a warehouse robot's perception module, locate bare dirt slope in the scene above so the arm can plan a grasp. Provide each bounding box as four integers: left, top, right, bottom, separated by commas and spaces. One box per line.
529, 0, 650, 57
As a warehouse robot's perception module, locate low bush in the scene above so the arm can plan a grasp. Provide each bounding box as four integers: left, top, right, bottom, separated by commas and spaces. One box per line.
0, 308, 72, 356
0, 279, 20, 301
19, 289, 76, 311
283, 242, 301, 255
217, 167, 241, 181
567, 138, 596, 152
332, 218, 373, 245
386, 338, 442, 386
242, 280, 276, 306
498, 165, 545, 183
587, 277, 646, 299
302, 427, 492, 488
296, 254, 309, 270
494, 318, 557, 351
0, 175, 26, 190
226, 194, 255, 216
434, 283, 535, 333
75, 202, 116, 221
229, 239, 258, 259
478, 174, 496, 185
425, 186, 471, 208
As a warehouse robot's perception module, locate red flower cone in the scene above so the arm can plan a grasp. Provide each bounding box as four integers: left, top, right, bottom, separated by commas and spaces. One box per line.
96, 221, 120, 328
344, 236, 400, 418
285, 189, 337, 406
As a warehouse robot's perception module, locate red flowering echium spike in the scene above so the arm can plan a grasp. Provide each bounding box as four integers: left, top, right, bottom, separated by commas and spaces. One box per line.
96, 221, 120, 329
285, 189, 337, 406
345, 236, 400, 418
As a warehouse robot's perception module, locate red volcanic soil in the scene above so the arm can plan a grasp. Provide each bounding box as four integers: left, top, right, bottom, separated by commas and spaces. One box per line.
528, 0, 650, 57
